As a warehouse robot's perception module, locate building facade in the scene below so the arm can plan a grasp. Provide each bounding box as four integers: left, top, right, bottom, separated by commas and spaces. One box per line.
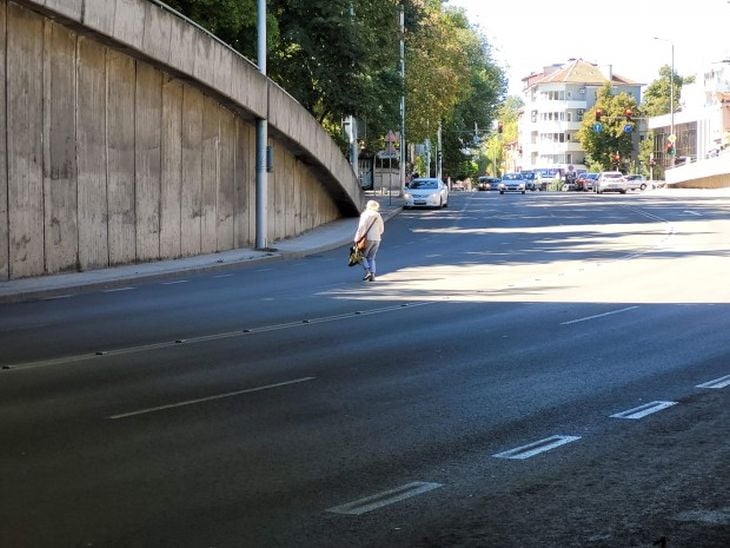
516, 59, 642, 173
649, 59, 730, 175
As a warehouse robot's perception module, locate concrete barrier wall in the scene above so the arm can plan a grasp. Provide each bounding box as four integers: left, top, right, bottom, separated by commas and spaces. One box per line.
1, 0, 361, 280
666, 154, 730, 189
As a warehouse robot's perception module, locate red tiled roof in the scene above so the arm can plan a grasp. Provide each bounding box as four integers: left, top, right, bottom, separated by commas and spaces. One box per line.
531, 58, 637, 86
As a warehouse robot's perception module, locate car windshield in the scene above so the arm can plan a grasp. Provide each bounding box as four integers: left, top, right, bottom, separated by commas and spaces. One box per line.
410, 180, 438, 189
502, 173, 523, 180
522, 172, 535, 179
604, 173, 622, 179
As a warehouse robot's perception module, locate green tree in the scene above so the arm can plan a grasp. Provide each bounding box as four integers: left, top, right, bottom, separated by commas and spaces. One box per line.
577, 83, 638, 172
408, 4, 505, 178
642, 64, 693, 117
161, 0, 505, 168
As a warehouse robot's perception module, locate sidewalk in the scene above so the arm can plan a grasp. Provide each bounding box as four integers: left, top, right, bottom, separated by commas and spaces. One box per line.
0, 194, 402, 304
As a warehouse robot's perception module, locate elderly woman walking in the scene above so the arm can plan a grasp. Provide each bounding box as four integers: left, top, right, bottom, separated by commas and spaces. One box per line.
354, 200, 385, 281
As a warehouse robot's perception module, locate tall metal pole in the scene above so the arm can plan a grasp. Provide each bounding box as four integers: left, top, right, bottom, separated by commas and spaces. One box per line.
255, 0, 268, 250
670, 42, 675, 140
399, 5, 406, 194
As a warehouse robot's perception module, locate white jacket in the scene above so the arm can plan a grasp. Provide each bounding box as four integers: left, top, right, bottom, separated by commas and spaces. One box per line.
355, 210, 384, 242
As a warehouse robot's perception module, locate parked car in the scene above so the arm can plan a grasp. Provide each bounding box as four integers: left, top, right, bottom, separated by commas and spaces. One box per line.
624, 174, 647, 191
498, 173, 526, 194
534, 168, 559, 191
595, 171, 627, 194
477, 176, 501, 191
521, 170, 537, 191
576, 172, 599, 191
403, 178, 449, 208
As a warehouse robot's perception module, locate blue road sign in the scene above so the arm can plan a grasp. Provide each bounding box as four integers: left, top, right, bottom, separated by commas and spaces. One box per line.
593, 122, 603, 133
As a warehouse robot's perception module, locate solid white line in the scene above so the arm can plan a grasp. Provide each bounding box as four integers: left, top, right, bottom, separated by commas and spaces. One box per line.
327, 482, 443, 515
493, 435, 581, 460
560, 306, 639, 326
683, 210, 702, 216
213, 274, 234, 279
610, 401, 677, 419
103, 287, 136, 293
108, 376, 316, 419
696, 374, 730, 389
160, 280, 189, 285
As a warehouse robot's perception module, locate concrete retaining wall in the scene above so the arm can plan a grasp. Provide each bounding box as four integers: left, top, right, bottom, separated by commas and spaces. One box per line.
1, 0, 360, 280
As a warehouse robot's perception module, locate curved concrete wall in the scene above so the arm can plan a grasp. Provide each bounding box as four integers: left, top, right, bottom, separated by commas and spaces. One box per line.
0, 0, 362, 280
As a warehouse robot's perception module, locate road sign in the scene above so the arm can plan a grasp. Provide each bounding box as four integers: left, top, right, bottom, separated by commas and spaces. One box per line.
385, 130, 397, 142
593, 122, 603, 133
624, 124, 633, 134
668, 134, 677, 143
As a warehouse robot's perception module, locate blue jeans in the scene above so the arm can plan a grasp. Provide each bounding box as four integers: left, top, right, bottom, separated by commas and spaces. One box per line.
362, 240, 380, 275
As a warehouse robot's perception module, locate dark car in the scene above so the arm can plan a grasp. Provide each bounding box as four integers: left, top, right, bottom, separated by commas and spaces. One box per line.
576, 172, 599, 191
477, 176, 501, 191
521, 170, 537, 191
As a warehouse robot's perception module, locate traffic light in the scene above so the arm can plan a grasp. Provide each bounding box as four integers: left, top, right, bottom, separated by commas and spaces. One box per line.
595, 108, 603, 122
666, 142, 675, 156
497, 122, 503, 134
624, 107, 633, 120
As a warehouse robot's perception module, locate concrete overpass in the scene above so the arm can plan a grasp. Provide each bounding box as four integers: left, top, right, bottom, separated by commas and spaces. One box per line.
0, 0, 363, 280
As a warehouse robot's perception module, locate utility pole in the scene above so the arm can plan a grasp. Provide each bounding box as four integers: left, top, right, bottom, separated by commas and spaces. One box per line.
399, 5, 406, 194
255, 0, 268, 250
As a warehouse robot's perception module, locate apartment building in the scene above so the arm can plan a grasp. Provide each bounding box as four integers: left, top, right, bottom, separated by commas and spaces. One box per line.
516, 58, 642, 172
649, 58, 730, 169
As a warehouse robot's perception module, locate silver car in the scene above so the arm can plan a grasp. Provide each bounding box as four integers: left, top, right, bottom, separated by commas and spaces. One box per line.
624, 174, 647, 191
404, 178, 449, 209
595, 171, 627, 194
498, 173, 526, 194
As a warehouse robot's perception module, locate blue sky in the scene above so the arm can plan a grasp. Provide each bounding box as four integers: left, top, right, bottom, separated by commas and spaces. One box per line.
447, 0, 730, 95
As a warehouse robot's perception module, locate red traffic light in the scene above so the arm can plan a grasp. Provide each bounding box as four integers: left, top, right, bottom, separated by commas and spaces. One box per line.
595, 108, 603, 122
624, 108, 633, 119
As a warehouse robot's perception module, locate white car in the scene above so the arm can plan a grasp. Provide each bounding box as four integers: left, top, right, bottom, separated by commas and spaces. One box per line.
595, 171, 627, 194
498, 173, 526, 194
403, 178, 449, 209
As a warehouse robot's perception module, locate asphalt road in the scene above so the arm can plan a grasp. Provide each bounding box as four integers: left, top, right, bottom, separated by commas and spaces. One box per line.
1, 190, 728, 547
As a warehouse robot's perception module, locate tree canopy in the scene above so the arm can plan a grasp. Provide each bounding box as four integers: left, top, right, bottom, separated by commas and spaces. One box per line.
163, 0, 506, 176
577, 83, 639, 171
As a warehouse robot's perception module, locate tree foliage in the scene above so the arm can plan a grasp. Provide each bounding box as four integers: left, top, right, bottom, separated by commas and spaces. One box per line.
162, 0, 505, 171
577, 84, 638, 171
642, 64, 693, 118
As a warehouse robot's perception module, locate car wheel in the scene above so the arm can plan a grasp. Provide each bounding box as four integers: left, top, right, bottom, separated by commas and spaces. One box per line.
640, 183, 646, 191
499, 190, 504, 194
521, 190, 525, 194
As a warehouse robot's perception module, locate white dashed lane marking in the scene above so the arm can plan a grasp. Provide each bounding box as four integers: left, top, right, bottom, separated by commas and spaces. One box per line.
696, 374, 730, 389
327, 482, 443, 515
493, 435, 581, 460
560, 306, 639, 326
108, 376, 316, 419
610, 401, 678, 420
